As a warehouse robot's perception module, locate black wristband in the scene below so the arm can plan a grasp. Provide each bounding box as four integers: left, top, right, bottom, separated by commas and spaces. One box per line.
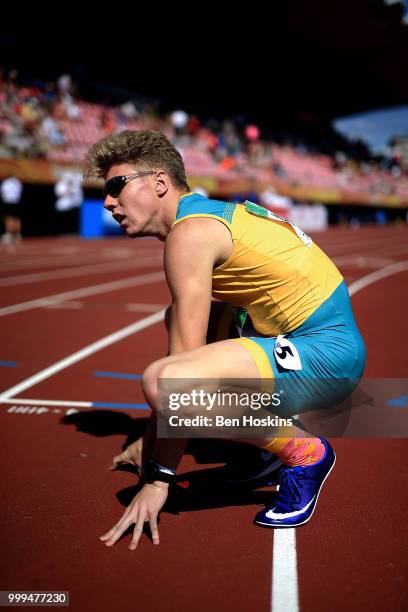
145, 460, 176, 485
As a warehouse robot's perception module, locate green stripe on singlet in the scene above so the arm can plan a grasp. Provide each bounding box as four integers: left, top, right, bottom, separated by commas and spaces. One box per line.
223, 202, 236, 224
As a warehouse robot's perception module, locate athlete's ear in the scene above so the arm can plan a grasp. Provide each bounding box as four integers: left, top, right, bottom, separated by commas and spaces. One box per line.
154, 171, 169, 197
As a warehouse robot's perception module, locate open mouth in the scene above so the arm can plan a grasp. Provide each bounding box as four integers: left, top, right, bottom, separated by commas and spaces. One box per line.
113, 214, 125, 225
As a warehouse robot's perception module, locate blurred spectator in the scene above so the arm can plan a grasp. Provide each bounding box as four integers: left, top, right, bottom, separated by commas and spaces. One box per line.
57, 73, 81, 120
54, 172, 83, 234
40, 115, 65, 146
100, 109, 116, 134
1, 176, 23, 244
0, 76, 406, 206
193, 185, 209, 197
120, 101, 139, 120
57, 74, 72, 95
171, 110, 189, 132
245, 124, 260, 141
259, 185, 293, 218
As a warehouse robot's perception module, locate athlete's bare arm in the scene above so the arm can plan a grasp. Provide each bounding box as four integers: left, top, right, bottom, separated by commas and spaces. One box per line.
145, 217, 232, 470
109, 217, 232, 470
101, 218, 232, 549
165, 217, 232, 354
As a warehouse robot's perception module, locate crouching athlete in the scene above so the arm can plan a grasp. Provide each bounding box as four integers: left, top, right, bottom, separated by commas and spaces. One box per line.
84, 130, 366, 550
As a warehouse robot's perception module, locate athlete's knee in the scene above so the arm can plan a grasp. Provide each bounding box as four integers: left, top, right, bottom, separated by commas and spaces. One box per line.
143, 358, 199, 417
142, 358, 184, 410
142, 357, 169, 410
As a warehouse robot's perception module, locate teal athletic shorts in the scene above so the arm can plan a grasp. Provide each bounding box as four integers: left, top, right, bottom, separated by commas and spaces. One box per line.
233, 281, 366, 416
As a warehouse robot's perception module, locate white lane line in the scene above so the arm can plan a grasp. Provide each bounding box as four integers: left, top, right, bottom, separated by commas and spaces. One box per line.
0, 271, 165, 317
0, 256, 162, 287
0, 252, 124, 271
0, 309, 165, 401
317, 235, 407, 255
126, 303, 166, 312
44, 301, 166, 312
272, 260, 408, 612
0, 247, 161, 272
1, 398, 92, 408
0, 398, 149, 410
348, 260, 408, 296
272, 529, 299, 612
333, 256, 396, 269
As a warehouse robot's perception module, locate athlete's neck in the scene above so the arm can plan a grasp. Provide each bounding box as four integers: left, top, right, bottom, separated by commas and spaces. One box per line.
155, 189, 189, 241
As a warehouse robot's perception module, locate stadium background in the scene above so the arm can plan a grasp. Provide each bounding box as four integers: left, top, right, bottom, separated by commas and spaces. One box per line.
1, 0, 408, 234
1, 2, 408, 612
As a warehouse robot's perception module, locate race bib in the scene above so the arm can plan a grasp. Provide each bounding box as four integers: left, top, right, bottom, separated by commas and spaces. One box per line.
274, 335, 302, 370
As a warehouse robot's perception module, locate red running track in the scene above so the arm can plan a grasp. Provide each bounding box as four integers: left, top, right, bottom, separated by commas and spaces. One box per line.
0, 227, 407, 612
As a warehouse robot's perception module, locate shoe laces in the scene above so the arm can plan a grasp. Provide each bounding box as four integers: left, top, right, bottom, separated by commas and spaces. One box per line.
277, 467, 305, 509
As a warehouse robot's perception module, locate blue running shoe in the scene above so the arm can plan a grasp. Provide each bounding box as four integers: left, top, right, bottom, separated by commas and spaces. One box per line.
254, 438, 336, 528
223, 448, 282, 486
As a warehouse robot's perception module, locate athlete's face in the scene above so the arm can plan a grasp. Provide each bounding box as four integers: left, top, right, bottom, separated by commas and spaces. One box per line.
103, 164, 160, 237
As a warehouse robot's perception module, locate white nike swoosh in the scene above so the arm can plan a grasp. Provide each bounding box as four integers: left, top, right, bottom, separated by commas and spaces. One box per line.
265, 495, 316, 519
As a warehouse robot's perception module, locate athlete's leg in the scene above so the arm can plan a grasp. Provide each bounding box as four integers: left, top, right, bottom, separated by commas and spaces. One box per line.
143, 337, 333, 530
110, 301, 237, 470
142, 339, 310, 468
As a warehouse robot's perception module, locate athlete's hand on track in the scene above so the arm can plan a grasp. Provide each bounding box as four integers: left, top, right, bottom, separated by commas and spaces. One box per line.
109, 438, 143, 471
100, 482, 168, 550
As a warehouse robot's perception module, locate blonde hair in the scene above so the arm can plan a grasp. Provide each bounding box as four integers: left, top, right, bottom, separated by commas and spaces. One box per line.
84, 130, 189, 190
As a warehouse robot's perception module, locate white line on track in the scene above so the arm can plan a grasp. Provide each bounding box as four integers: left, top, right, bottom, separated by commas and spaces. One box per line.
0, 309, 165, 401
0, 270, 165, 317
2, 249, 406, 612
0, 251, 126, 272
272, 529, 299, 612
0, 247, 161, 272
348, 260, 408, 296
44, 301, 165, 312
354, 243, 408, 259
272, 258, 408, 612
323, 236, 408, 256
333, 255, 396, 269
0, 256, 162, 287
1, 398, 92, 408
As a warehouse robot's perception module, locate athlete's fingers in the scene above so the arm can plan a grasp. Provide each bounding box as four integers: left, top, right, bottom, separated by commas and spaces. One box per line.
100, 508, 133, 545
148, 512, 160, 546
108, 448, 134, 471
101, 518, 132, 547
129, 513, 148, 551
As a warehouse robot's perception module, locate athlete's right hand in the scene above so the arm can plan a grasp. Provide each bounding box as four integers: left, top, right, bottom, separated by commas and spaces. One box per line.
109, 438, 143, 471
100, 482, 168, 550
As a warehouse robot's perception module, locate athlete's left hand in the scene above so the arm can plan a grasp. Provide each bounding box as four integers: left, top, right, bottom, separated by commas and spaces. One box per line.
99, 482, 168, 550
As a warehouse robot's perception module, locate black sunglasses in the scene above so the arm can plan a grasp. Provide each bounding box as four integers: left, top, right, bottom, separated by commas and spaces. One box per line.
103, 171, 156, 198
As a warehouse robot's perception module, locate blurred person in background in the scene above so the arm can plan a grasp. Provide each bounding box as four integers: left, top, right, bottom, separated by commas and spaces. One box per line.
1, 175, 23, 244
54, 171, 83, 235
259, 185, 293, 219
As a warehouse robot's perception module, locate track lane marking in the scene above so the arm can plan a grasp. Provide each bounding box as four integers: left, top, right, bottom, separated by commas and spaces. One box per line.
3, 243, 406, 611
0, 256, 162, 287
0, 271, 165, 317
44, 301, 165, 312
272, 529, 299, 612
2, 398, 149, 410
0, 309, 165, 401
348, 260, 408, 296
317, 235, 408, 255
0, 246, 162, 272
272, 259, 408, 612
